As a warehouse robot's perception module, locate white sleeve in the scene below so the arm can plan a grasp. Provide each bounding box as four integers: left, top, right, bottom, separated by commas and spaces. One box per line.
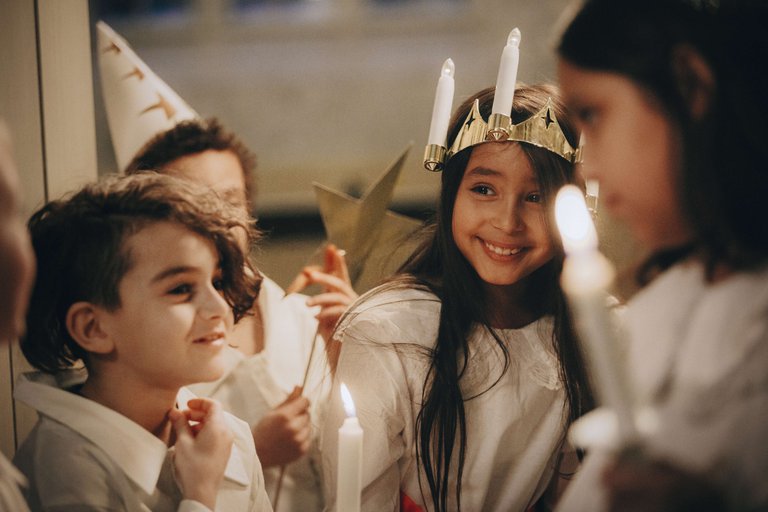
178, 499, 212, 512
321, 305, 422, 512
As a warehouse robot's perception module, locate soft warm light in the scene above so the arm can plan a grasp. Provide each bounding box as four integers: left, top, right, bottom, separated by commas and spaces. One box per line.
441, 58, 455, 78
491, 28, 522, 116
340, 382, 356, 418
555, 185, 598, 254
585, 179, 599, 199
337, 382, 363, 512
427, 58, 456, 146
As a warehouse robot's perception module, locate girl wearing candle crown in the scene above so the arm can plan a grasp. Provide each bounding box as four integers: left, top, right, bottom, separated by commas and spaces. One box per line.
321, 80, 594, 511
555, 0, 768, 510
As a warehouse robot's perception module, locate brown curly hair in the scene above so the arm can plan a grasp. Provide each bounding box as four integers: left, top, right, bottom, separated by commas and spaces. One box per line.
124, 118, 257, 209
23, 172, 262, 373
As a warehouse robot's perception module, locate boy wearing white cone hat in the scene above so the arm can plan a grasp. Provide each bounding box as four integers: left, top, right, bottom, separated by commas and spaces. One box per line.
97, 22, 357, 512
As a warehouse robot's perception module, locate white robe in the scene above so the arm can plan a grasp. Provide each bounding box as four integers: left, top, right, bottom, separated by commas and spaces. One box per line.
13, 370, 272, 512
321, 287, 569, 512
189, 276, 327, 512
0, 453, 29, 512
557, 261, 768, 511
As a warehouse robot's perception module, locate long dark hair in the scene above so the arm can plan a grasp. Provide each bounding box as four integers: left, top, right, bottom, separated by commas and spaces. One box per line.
558, 0, 768, 281
389, 84, 594, 510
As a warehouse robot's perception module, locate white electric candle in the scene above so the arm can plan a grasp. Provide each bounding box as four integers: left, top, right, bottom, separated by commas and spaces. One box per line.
337, 383, 363, 512
491, 28, 521, 116
585, 179, 600, 200
555, 185, 638, 443
585, 179, 600, 215
427, 58, 455, 147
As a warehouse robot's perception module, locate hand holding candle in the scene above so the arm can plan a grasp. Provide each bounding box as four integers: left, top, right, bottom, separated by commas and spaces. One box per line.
426, 58, 455, 147
337, 383, 363, 512
491, 28, 521, 117
555, 185, 638, 444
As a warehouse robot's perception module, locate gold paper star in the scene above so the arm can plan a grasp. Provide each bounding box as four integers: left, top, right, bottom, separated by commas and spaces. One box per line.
314, 144, 424, 292
140, 92, 177, 120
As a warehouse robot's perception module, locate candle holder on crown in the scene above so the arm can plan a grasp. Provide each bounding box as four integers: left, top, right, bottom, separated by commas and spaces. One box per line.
423, 144, 446, 172
486, 112, 512, 141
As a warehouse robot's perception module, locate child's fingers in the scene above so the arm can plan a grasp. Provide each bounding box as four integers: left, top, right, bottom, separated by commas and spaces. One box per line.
181, 409, 208, 423
274, 386, 304, 408
323, 243, 337, 273
284, 268, 315, 296
315, 305, 348, 323
169, 408, 193, 442
288, 408, 311, 431
277, 385, 303, 405
281, 395, 311, 416
331, 247, 351, 284
183, 398, 224, 423
304, 270, 356, 297
323, 243, 351, 280
288, 385, 303, 399
307, 291, 354, 308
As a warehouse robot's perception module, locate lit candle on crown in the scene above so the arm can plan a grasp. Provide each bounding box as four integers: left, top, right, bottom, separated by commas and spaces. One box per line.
337, 383, 363, 512
427, 58, 455, 147
491, 28, 521, 117
555, 185, 638, 443
585, 179, 599, 215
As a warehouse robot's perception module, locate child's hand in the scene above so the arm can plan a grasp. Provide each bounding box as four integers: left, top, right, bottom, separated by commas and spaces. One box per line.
285, 243, 358, 344
170, 398, 234, 509
252, 386, 311, 467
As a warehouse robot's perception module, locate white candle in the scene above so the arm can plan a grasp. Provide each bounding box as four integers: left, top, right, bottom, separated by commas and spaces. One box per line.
585, 179, 599, 200
427, 58, 455, 147
585, 179, 599, 215
337, 382, 363, 512
555, 185, 638, 443
491, 28, 521, 116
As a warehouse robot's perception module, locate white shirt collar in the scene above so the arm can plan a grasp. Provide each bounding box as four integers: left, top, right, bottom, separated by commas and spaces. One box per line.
15, 371, 249, 492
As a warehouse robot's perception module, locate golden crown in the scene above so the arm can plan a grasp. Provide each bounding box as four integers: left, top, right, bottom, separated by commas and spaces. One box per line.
424, 98, 582, 172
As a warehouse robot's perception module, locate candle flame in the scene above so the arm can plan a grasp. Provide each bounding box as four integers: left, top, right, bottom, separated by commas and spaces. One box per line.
508, 28, 522, 47
555, 185, 598, 255
441, 58, 455, 78
340, 382, 357, 418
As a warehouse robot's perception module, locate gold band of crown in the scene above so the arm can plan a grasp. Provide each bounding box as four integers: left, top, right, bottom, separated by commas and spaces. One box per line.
423, 98, 582, 171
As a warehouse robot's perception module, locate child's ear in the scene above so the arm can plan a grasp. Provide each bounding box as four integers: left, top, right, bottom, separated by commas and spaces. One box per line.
672, 44, 716, 120
66, 302, 115, 355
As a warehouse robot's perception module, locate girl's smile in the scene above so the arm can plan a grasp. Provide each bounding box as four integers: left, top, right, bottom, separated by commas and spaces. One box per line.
452, 142, 555, 288
481, 239, 526, 258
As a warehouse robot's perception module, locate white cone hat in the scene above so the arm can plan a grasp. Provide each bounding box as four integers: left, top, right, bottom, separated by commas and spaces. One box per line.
97, 21, 198, 171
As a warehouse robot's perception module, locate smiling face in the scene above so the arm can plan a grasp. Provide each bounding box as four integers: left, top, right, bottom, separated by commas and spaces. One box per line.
452, 142, 555, 288
0, 125, 35, 341
96, 221, 231, 391
558, 60, 693, 251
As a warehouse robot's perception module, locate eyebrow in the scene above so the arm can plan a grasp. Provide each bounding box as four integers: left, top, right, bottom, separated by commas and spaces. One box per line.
150, 266, 198, 284
465, 167, 503, 178
466, 166, 540, 186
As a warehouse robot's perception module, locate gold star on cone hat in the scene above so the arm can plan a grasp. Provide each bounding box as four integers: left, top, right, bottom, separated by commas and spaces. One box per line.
97, 21, 198, 171
314, 144, 424, 292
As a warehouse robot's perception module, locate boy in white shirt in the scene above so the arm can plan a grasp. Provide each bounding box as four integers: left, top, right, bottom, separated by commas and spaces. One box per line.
13, 173, 272, 511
